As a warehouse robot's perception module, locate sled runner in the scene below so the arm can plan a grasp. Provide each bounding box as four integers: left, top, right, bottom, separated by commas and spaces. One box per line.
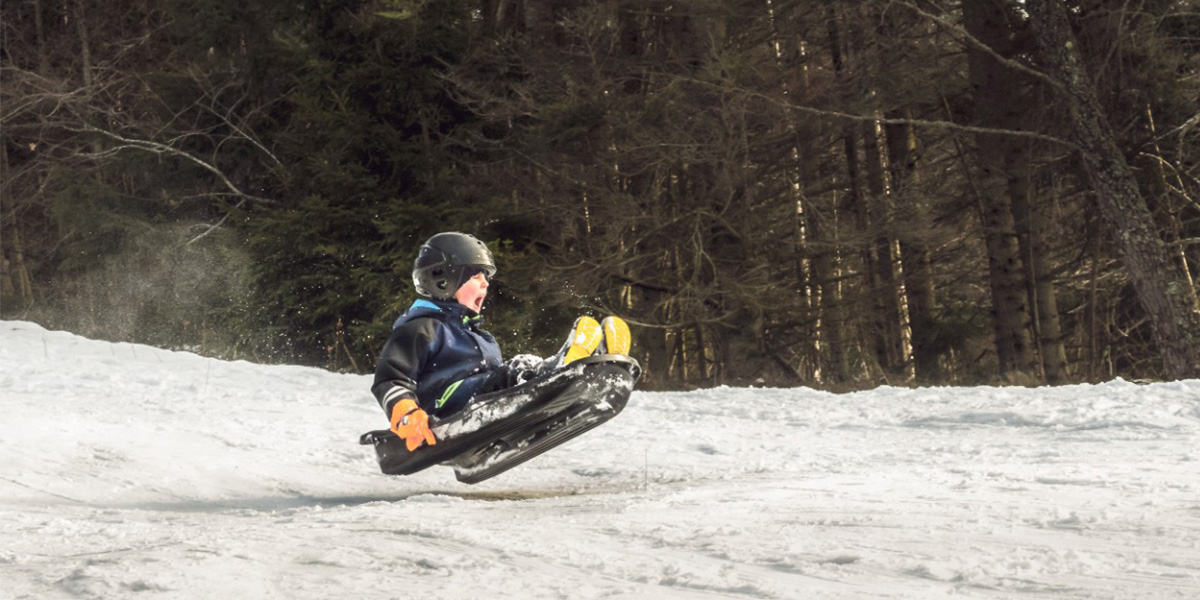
359, 354, 641, 484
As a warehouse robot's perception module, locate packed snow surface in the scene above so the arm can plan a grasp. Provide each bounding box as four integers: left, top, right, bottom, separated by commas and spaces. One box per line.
2, 320, 1198, 599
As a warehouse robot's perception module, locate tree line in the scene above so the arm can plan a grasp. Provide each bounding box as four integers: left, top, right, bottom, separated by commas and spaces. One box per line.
3, 0, 1199, 389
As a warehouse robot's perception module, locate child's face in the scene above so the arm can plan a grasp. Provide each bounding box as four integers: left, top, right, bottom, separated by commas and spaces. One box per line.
454, 270, 489, 313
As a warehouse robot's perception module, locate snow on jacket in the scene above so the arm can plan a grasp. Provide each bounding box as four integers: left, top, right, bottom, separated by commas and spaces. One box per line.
371, 299, 504, 418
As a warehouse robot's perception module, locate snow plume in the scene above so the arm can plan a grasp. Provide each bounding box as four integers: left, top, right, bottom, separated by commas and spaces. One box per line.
2, 320, 1198, 599
9, 225, 257, 358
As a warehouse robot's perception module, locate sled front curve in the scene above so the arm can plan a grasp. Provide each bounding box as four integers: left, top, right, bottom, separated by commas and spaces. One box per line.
450, 358, 638, 483
359, 354, 640, 481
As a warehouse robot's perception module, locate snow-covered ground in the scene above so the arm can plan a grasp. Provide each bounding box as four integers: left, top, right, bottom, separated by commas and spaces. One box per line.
1, 320, 1198, 599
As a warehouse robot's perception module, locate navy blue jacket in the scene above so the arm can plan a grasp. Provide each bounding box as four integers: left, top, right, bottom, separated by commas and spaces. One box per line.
371, 299, 504, 418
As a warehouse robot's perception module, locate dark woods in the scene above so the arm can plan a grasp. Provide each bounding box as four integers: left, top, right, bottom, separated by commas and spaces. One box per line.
3, 0, 1199, 389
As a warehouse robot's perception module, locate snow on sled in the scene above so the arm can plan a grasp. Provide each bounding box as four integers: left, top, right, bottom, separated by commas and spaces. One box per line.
359, 354, 641, 484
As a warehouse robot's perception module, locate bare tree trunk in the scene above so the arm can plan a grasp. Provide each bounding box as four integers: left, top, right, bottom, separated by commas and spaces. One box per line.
1027, 0, 1200, 378
673, 326, 688, 384
33, 0, 49, 76
811, 202, 851, 383
830, 14, 868, 381
773, 7, 849, 385
0, 148, 33, 310
9, 217, 34, 306
862, 121, 906, 379
694, 323, 709, 383
963, 0, 1039, 380
481, 0, 526, 35
0, 145, 7, 308
0, 256, 11, 301
643, 326, 670, 389
885, 114, 940, 382
1141, 104, 1200, 315
1010, 154, 1068, 383
845, 132, 885, 381
74, 0, 94, 89
1087, 235, 1103, 380
976, 184, 1036, 377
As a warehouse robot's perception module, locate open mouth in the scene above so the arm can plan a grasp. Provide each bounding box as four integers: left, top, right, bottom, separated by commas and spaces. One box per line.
469, 293, 486, 312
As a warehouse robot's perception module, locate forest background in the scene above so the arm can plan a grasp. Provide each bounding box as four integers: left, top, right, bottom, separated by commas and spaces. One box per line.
3, 0, 1200, 390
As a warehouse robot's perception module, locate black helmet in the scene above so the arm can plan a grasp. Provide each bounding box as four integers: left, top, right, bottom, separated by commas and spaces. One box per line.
412, 232, 497, 299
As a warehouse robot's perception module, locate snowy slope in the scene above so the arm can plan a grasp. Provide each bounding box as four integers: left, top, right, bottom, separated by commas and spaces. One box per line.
1, 319, 1198, 599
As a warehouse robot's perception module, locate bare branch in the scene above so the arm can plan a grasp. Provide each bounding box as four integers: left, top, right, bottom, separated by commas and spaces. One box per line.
186, 199, 247, 246
888, 0, 1065, 91
683, 77, 1081, 150
74, 125, 276, 206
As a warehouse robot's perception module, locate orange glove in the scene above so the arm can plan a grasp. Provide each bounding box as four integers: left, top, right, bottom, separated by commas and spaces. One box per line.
389, 399, 437, 451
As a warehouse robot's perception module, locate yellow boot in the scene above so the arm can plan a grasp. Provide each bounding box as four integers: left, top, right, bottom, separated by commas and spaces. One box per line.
600, 316, 631, 355
560, 316, 603, 366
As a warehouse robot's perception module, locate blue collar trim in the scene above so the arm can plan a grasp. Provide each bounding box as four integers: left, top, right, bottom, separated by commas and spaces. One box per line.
394, 298, 481, 329
410, 299, 443, 312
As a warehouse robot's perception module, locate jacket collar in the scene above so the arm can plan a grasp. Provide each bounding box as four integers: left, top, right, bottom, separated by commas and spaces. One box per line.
401, 298, 482, 326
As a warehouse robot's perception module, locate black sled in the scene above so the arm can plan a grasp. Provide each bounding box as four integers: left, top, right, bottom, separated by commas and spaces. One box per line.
359, 354, 641, 484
